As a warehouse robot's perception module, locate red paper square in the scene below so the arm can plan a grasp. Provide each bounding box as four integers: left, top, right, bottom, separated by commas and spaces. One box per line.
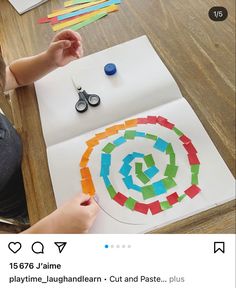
167, 192, 179, 205
113, 193, 128, 206
147, 116, 157, 124
148, 201, 162, 215
137, 118, 148, 124
179, 135, 191, 144
134, 202, 149, 214
184, 185, 201, 198
188, 153, 200, 165
162, 121, 175, 129
183, 142, 197, 154
156, 116, 168, 125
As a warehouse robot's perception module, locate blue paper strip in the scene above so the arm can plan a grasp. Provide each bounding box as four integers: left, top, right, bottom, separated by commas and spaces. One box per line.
100, 165, 110, 177
113, 136, 127, 147
58, 0, 121, 21
102, 175, 111, 187
119, 163, 132, 176
123, 176, 134, 189
123, 154, 134, 164
132, 152, 145, 158
152, 180, 167, 195
144, 166, 159, 178
154, 138, 169, 152
101, 153, 111, 165
135, 131, 146, 137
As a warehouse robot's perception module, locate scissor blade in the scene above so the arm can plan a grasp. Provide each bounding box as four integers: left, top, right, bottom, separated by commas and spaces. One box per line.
71, 77, 81, 92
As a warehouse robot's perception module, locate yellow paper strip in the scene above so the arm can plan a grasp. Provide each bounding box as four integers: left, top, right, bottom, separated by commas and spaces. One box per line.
48, 0, 106, 18
64, 0, 101, 8
52, 4, 118, 31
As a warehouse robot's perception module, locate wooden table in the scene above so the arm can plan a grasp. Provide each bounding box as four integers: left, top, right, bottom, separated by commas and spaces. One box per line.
0, 0, 235, 233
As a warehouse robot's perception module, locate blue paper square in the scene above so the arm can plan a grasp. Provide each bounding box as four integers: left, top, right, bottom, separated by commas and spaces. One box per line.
135, 131, 146, 137
113, 137, 127, 147
144, 166, 159, 178
152, 181, 167, 195
123, 176, 134, 189
123, 154, 134, 164
132, 152, 144, 158
102, 176, 111, 187
154, 138, 169, 152
119, 163, 132, 176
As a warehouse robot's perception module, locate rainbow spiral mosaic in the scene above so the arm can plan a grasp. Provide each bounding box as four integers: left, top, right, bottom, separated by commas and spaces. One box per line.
80, 116, 201, 215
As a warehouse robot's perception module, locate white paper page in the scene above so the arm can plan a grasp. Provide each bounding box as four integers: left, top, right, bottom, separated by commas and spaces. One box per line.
47, 98, 235, 233
35, 36, 182, 147
8, 0, 48, 14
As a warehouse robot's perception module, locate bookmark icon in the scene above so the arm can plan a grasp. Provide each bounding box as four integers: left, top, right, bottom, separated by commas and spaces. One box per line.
54, 242, 67, 254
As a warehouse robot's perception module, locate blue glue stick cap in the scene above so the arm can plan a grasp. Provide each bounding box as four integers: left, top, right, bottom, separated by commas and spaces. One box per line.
104, 63, 117, 76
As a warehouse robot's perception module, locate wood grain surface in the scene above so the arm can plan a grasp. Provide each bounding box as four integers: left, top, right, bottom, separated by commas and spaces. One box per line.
0, 0, 235, 233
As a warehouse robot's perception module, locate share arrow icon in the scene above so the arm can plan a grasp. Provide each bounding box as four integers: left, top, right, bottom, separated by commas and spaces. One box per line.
54, 242, 67, 253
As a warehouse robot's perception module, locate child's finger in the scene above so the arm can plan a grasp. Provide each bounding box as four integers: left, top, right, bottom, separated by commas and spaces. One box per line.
51, 40, 71, 52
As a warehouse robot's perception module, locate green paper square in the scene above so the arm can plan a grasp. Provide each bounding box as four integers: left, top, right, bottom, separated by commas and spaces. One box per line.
107, 185, 116, 199
178, 194, 186, 202
191, 173, 199, 185
102, 143, 116, 153
164, 164, 178, 178
142, 185, 155, 200
137, 172, 150, 184
173, 127, 184, 136
160, 201, 172, 210
144, 154, 155, 168
191, 165, 200, 174
146, 133, 158, 141
162, 177, 177, 190
169, 153, 176, 165
125, 197, 137, 210
166, 143, 174, 154
135, 162, 143, 174
124, 130, 136, 139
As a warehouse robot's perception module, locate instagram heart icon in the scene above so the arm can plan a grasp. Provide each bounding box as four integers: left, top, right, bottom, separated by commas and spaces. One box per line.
8, 242, 22, 254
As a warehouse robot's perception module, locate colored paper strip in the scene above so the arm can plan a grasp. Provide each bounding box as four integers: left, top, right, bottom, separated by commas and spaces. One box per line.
166, 143, 174, 154
169, 153, 176, 165
148, 201, 162, 215
70, 11, 108, 30
80, 167, 92, 179
145, 133, 157, 141
191, 164, 200, 174
144, 166, 159, 178
134, 202, 149, 214
102, 142, 116, 153
191, 173, 199, 185
135, 162, 143, 174
142, 185, 156, 200
137, 172, 150, 184
113, 136, 127, 147
188, 153, 200, 165
184, 185, 201, 198
102, 175, 111, 187
147, 116, 157, 124
160, 201, 172, 210
179, 135, 191, 144
65, 0, 101, 8
125, 197, 137, 210
49, 0, 106, 18
124, 119, 138, 128
132, 152, 144, 158
137, 118, 148, 124
154, 138, 169, 152
123, 154, 134, 163
173, 127, 184, 136
119, 163, 132, 176
107, 185, 117, 199
153, 181, 167, 195
167, 192, 179, 205
144, 154, 155, 168
164, 164, 178, 178
123, 176, 134, 189
135, 131, 146, 137
124, 130, 136, 139
183, 142, 197, 154
162, 177, 177, 190
113, 192, 127, 205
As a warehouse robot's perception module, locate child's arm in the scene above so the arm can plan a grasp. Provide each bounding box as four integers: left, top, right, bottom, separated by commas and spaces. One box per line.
5, 30, 83, 91
22, 193, 99, 234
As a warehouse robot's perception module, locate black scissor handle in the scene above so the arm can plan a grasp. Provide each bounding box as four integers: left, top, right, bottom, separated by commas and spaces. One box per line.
75, 91, 88, 113
83, 90, 101, 107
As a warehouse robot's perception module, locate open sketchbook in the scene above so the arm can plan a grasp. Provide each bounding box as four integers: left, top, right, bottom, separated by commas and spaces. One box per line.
35, 36, 235, 233
8, 0, 48, 14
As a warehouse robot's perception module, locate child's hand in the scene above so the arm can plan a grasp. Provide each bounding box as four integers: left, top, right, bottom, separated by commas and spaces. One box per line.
23, 193, 99, 234
47, 30, 83, 67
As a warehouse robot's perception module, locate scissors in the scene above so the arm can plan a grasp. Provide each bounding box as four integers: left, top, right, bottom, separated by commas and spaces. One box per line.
72, 78, 101, 113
